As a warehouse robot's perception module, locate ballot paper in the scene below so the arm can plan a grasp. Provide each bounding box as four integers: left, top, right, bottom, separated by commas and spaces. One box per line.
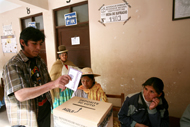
65, 68, 82, 91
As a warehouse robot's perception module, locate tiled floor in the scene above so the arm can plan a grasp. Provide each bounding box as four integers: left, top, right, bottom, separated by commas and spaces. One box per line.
0, 105, 54, 127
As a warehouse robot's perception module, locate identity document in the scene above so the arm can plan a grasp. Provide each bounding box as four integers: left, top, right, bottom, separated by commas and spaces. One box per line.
65, 68, 82, 91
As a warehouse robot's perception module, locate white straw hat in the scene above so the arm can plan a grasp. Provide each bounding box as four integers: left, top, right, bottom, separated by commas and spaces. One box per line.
81, 67, 100, 77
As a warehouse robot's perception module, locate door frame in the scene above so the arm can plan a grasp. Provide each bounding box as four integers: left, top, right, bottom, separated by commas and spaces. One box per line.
53, 1, 89, 59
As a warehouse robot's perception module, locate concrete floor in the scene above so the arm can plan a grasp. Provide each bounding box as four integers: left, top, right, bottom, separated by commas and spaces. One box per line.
0, 105, 10, 127
0, 105, 54, 127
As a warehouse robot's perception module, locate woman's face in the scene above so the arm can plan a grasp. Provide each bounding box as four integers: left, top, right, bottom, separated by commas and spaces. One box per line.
59, 52, 68, 62
143, 85, 162, 102
81, 76, 94, 89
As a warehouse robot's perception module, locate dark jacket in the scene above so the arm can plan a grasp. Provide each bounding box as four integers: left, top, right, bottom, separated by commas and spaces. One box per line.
118, 92, 169, 127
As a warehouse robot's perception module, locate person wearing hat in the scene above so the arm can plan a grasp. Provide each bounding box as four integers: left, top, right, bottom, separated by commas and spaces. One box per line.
50, 45, 78, 109
72, 67, 107, 102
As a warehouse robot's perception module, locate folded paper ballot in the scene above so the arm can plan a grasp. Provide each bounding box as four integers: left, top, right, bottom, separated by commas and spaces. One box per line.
65, 68, 82, 91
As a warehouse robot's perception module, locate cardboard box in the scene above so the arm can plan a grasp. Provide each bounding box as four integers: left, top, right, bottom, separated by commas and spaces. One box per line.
53, 96, 113, 127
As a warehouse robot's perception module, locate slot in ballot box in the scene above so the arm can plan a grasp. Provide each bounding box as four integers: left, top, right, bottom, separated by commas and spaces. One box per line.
53, 96, 113, 127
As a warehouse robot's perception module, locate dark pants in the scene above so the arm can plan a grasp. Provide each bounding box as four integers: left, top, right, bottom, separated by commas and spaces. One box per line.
38, 111, 51, 127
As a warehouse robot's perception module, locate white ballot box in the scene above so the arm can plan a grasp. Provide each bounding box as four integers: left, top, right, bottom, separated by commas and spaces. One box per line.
53, 96, 113, 127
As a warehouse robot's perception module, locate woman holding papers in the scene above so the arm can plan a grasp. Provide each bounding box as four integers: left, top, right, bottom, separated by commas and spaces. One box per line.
50, 45, 79, 109
72, 67, 107, 102
118, 77, 169, 127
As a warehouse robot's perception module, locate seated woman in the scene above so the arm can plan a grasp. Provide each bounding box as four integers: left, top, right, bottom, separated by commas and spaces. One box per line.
118, 77, 169, 127
72, 67, 107, 102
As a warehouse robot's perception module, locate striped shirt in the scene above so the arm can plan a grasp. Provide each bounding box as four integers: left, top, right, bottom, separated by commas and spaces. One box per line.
3, 50, 52, 127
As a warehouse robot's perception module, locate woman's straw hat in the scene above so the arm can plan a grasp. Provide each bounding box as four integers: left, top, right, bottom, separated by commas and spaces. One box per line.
57, 45, 68, 54
81, 67, 100, 77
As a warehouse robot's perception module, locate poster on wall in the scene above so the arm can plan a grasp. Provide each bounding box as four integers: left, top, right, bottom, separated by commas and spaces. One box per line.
1, 35, 17, 53
173, 0, 190, 20
100, 3, 128, 23
3, 24, 14, 35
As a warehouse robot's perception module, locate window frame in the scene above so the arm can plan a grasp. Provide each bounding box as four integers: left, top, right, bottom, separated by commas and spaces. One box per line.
20, 13, 44, 31
53, 1, 89, 29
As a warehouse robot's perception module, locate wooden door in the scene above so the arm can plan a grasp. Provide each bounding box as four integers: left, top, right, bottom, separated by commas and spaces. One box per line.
57, 24, 91, 68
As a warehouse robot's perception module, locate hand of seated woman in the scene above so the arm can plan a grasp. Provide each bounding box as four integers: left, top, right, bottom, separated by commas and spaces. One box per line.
149, 97, 160, 110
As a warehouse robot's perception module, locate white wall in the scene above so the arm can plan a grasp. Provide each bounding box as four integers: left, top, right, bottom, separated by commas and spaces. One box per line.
88, 0, 190, 117
0, 0, 190, 118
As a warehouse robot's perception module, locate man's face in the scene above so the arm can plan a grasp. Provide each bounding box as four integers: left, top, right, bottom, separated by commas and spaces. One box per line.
21, 39, 43, 58
59, 52, 68, 62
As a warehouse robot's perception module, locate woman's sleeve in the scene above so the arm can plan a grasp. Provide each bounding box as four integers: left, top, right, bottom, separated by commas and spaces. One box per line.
148, 98, 169, 127
180, 104, 190, 127
49, 60, 62, 81
100, 88, 107, 102
118, 97, 137, 127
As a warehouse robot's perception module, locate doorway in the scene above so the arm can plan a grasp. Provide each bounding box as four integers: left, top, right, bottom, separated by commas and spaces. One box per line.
54, 1, 90, 69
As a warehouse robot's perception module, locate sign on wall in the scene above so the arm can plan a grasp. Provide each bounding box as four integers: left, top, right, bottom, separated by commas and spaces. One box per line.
3, 24, 14, 35
71, 36, 80, 45
1, 35, 17, 53
28, 22, 37, 28
100, 3, 128, 23
64, 12, 77, 26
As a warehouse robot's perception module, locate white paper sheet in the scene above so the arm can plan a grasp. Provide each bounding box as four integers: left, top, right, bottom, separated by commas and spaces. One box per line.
65, 68, 82, 91
71, 36, 80, 45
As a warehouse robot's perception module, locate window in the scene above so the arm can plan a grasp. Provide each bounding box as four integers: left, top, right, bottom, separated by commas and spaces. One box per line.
56, 9, 70, 26
34, 15, 44, 30
20, 13, 44, 30
72, 4, 88, 23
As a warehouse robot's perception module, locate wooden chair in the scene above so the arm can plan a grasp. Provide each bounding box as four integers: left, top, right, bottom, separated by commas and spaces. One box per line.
106, 93, 125, 127
169, 116, 180, 127
106, 93, 125, 112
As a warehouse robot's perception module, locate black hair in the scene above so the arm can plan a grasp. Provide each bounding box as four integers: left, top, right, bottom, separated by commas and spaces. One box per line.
142, 77, 165, 97
19, 27, 45, 50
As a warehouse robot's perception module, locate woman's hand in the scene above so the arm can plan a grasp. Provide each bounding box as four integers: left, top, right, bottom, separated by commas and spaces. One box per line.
149, 97, 160, 110
135, 123, 148, 127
